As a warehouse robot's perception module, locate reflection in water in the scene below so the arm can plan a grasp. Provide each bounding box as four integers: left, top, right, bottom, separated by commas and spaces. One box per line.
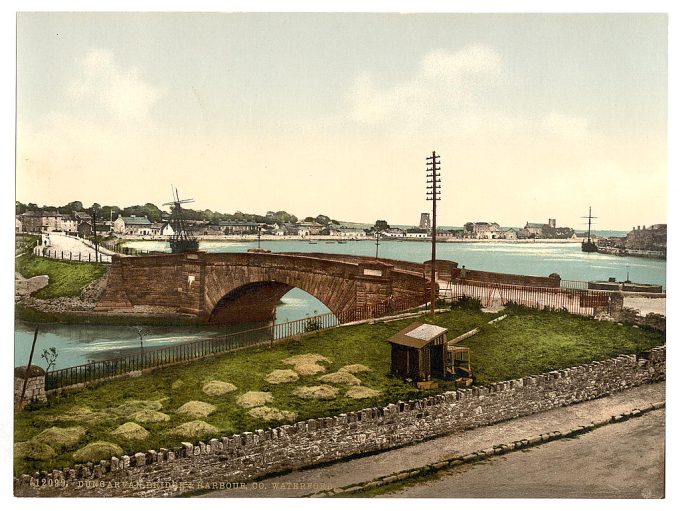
14, 288, 331, 371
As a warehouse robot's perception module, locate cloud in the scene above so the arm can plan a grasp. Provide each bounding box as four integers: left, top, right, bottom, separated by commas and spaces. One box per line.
348, 45, 504, 126
68, 48, 164, 125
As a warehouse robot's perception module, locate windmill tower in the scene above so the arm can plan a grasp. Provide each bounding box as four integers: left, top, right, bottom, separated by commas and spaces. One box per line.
163, 187, 199, 253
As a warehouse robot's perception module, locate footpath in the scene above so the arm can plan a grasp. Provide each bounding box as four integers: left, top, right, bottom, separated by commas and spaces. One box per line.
201, 382, 665, 498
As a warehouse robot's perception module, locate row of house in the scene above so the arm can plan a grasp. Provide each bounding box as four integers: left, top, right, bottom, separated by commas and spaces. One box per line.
17, 211, 95, 237
463, 219, 575, 240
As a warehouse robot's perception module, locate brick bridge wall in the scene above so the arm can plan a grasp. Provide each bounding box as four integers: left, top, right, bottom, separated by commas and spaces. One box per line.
96, 252, 431, 323
15, 346, 665, 497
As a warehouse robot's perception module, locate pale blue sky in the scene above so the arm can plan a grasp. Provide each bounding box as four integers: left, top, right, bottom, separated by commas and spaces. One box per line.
16, 13, 667, 229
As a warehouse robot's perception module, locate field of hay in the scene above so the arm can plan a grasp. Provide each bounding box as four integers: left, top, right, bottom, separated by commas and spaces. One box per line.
14, 306, 664, 476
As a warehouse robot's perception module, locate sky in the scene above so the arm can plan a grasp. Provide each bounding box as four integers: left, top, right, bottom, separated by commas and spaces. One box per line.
15, 12, 668, 230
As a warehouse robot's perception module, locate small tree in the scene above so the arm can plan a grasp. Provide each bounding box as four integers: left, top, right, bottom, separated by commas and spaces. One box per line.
40, 347, 59, 373
374, 219, 390, 232
136, 327, 147, 360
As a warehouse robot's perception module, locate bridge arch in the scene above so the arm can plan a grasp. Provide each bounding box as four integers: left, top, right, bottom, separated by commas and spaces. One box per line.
202, 256, 358, 323
207, 280, 337, 324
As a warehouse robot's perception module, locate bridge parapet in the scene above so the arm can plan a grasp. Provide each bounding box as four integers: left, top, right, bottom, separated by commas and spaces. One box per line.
97, 251, 431, 324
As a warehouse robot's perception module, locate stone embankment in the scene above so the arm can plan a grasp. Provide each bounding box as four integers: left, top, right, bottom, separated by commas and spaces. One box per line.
15, 272, 109, 315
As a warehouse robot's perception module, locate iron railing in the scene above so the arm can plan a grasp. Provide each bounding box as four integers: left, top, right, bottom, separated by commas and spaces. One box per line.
44, 296, 426, 391
443, 279, 611, 316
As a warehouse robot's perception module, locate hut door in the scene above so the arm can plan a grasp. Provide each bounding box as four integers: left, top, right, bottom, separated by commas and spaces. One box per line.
430, 345, 445, 379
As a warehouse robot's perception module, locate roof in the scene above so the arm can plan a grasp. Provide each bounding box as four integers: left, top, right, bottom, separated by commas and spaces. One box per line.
120, 216, 152, 225
525, 222, 545, 228
387, 322, 448, 349
218, 220, 258, 227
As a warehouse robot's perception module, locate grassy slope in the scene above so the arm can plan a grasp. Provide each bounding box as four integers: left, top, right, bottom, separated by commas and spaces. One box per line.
15, 254, 107, 299
13, 307, 664, 476
467, 305, 664, 384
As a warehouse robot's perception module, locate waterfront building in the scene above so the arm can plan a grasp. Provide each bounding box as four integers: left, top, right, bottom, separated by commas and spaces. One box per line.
113, 215, 154, 236
471, 221, 501, 239
625, 224, 666, 254
406, 228, 429, 238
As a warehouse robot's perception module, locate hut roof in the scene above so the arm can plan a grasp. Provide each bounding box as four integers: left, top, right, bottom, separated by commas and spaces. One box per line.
387, 323, 448, 349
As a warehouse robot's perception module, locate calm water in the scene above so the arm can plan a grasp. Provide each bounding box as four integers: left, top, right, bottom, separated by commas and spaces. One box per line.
15, 239, 665, 370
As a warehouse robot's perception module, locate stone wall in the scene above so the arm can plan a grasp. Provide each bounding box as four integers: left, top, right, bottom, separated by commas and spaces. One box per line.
15, 346, 665, 497
451, 267, 561, 288
14, 366, 47, 407
619, 308, 666, 332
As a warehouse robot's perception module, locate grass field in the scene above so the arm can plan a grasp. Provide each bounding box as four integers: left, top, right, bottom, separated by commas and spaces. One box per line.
13, 305, 664, 476
15, 254, 107, 299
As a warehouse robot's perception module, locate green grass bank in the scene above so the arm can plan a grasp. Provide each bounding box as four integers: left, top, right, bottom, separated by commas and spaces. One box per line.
15, 254, 107, 299
14, 305, 664, 476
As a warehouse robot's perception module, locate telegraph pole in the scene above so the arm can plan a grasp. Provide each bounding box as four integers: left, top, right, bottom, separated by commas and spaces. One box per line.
92, 205, 100, 263
375, 231, 380, 259
426, 151, 441, 319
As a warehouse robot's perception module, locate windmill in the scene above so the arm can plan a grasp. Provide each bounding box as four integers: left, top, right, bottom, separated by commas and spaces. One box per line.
163, 186, 199, 253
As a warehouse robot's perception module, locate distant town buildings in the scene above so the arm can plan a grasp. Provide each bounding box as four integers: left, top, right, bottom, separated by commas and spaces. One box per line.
520, 219, 574, 239
597, 224, 667, 259
18, 210, 95, 235
113, 215, 154, 236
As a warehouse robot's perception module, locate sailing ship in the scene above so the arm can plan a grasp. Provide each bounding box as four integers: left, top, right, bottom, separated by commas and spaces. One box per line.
163, 187, 199, 253
581, 206, 598, 253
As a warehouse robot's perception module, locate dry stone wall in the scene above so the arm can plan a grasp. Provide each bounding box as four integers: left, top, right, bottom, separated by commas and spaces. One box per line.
15, 346, 665, 497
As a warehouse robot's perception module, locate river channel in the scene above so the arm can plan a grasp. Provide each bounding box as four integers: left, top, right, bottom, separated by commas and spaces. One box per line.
15, 239, 666, 370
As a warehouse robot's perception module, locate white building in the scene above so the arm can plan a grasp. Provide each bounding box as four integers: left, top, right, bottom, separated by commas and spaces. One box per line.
113, 215, 154, 236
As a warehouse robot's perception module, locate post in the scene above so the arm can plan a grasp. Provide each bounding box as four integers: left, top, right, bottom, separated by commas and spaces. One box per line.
92, 205, 100, 263
18, 326, 40, 408
426, 151, 441, 319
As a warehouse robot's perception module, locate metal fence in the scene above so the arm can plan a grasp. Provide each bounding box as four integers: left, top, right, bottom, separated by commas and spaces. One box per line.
44, 297, 426, 391
444, 279, 611, 316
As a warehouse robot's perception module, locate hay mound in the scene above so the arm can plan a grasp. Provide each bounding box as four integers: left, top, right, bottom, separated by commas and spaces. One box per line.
176, 401, 216, 418
339, 364, 372, 374
293, 385, 339, 400
112, 422, 149, 441
319, 371, 362, 386
51, 406, 107, 424
33, 426, 86, 449
14, 441, 56, 461
346, 386, 382, 399
294, 363, 327, 376
265, 369, 299, 384
171, 379, 184, 390
130, 410, 171, 424
248, 406, 297, 422
72, 441, 123, 462
236, 391, 273, 409
110, 400, 164, 416
282, 353, 331, 367
202, 380, 237, 396
169, 420, 219, 438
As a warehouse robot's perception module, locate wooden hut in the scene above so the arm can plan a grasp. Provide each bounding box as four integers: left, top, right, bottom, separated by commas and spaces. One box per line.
387, 323, 448, 381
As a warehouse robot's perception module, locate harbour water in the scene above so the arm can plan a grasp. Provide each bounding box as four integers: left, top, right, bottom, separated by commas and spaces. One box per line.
15, 239, 665, 370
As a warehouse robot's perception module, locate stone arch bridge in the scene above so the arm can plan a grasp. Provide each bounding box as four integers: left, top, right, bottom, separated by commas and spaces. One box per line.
96, 251, 442, 324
